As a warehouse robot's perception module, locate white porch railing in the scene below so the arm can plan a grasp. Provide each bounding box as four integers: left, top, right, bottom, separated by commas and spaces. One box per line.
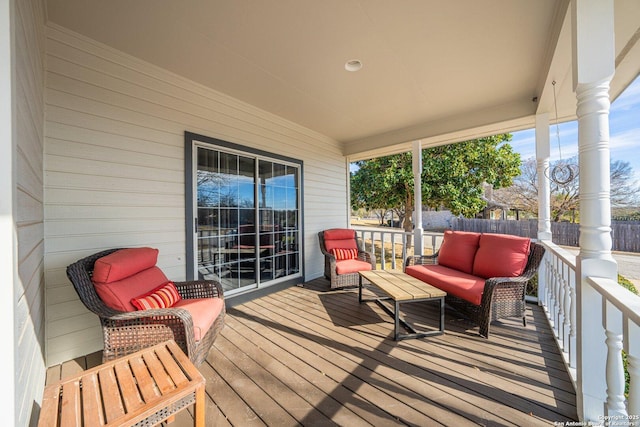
351, 229, 640, 422
538, 241, 578, 383
538, 240, 640, 423
352, 226, 443, 270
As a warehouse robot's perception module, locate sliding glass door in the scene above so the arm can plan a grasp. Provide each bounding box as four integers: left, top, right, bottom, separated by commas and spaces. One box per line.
192, 140, 301, 295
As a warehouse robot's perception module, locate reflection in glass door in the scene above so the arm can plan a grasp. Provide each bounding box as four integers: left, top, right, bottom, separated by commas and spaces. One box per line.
194, 144, 301, 294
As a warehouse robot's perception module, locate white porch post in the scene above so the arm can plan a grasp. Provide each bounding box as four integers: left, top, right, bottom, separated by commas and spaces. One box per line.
0, 0, 16, 424
536, 113, 552, 241
572, 0, 619, 421
535, 113, 551, 308
413, 140, 423, 256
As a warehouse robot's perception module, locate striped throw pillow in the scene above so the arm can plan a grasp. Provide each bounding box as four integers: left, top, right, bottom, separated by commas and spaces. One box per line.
131, 281, 182, 310
331, 248, 359, 260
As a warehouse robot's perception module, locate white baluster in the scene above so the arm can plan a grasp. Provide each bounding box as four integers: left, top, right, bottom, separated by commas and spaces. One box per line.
569, 271, 577, 370
605, 301, 627, 420
391, 232, 397, 270
544, 257, 552, 315
627, 322, 640, 420
538, 252, 547, 308
563, 265, 571, 350
558, 271, 566, 347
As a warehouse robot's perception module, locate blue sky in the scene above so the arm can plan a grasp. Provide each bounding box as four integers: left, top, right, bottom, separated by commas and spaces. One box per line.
510, 75, 640, 181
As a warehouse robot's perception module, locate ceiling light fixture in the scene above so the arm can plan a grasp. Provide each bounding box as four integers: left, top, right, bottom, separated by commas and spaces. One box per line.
345, 59, 363, 72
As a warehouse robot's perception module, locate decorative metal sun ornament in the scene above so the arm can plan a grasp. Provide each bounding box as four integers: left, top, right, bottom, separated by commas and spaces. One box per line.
545, 80, 578, 186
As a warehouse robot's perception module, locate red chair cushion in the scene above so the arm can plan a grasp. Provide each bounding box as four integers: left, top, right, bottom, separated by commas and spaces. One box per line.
93, 247, 159, 283
405, 264, 486, 305
335, 259, 372, 275
323, 229, 358, 252
472, 234, 531, 279
131, 281, 182, 310
437, 230, 481, 274
173, 297, 224, 341
94, 266, 169, 312
331, 248, 358, 260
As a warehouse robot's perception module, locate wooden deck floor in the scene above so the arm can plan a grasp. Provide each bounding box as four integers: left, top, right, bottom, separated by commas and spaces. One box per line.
46, 278, 578, 426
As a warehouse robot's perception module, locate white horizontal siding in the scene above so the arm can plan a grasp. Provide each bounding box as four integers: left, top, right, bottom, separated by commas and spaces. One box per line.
44, 24, 349, 365
14, 0, 46, 426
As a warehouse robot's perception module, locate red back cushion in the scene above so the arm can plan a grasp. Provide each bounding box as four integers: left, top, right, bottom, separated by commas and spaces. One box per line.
323, 229, 358, 252
92, 247, 167, 312
437, 230, 481, 274
92, 247, 159, 283
94, 266, 169, 311
472, 234, 531, 279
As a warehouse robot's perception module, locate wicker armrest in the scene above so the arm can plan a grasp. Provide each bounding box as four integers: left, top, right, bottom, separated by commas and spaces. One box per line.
101, 307, 198, 362
358, 250, 376, 266
404, 252, 439, 267
174, 280, 224, 299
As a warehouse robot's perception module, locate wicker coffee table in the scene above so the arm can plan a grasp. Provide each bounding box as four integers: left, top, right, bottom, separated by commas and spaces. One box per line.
359, 270, 446, 340
38, 340, 205, 427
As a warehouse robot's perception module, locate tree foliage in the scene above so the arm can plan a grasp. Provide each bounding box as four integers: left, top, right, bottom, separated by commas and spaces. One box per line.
494, 157, 640, 221
350, 134, 521, 227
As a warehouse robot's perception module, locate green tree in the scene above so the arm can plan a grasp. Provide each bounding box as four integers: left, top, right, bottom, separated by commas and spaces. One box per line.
350, 134, 521, 229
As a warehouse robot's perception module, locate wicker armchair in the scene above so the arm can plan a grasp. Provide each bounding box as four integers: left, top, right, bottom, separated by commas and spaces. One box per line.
66, 248, 225, 366
318, 228, 376, 289
405, 242, 545, 338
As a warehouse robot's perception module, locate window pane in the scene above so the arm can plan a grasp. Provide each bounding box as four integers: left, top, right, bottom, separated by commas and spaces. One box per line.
194, 144, 301, 294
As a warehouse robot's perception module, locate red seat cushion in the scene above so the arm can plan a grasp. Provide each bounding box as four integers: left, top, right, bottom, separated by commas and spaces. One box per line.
405, 264, 486, 305
323, 229, 358, 252
472, 234, 531, 279
437, 230, 481, 274
173, 297, 224, 341
92, 247, 159, 283
335, 259, 373, 275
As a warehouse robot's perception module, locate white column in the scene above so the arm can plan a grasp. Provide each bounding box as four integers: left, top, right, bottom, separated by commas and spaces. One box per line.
412, 140, 423, 256
0, 0, 16, 425
572, 0, 619, 422
536, 113, 552, 241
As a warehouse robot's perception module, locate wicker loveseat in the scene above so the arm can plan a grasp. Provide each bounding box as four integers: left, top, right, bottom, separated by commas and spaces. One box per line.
66, 247, 225, 366
404, 231, 545, 338
318, 228, 376, 289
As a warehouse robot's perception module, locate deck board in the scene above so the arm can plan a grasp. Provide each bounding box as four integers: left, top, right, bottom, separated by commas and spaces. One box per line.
45, 278, 578, 426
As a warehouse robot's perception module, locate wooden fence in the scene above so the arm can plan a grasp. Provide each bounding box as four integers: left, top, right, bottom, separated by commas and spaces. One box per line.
452, 218, 640, 253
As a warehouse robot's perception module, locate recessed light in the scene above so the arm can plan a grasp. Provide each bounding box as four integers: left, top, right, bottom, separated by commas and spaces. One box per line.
345, 59, 363, 72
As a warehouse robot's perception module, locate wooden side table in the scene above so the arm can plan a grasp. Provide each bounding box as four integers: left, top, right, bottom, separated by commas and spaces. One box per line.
38, 340, 205, 426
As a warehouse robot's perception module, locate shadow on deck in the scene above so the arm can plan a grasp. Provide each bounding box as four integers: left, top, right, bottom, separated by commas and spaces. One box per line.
46, 277, 578, 426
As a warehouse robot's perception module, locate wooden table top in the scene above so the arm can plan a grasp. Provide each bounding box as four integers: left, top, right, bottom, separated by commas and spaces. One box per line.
39, 340, 205, 427
359, 270, 446, 301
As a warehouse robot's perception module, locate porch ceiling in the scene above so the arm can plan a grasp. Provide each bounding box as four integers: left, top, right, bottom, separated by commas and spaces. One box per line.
45, 0, 640, 159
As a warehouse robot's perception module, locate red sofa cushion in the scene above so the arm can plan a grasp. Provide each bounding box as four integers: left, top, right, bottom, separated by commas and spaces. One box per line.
93, 247, 159, 283
335, 259, 372, 275
323, 229, 358, 252
174, 297, 224, 341
437, 230, 481, 274
94, 266, 169, 312
405, 264, 486, 305
472, 233, 531, 279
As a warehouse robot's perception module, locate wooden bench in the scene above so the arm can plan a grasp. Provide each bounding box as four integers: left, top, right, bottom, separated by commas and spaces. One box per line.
38, 340, 205, 427
359, 270, 446, 340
